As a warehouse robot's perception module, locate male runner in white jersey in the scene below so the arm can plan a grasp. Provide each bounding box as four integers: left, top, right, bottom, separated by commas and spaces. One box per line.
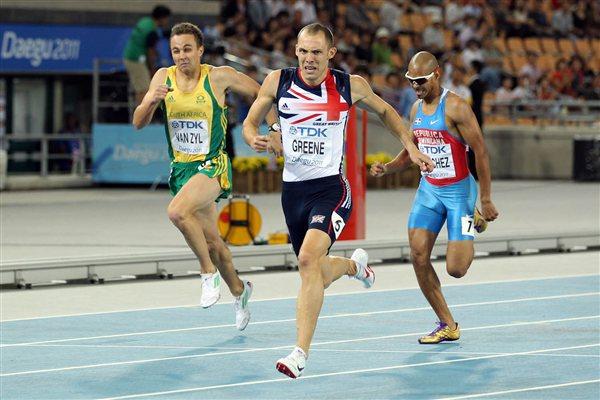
243, 23, 434, 378
371, 51, 499, 344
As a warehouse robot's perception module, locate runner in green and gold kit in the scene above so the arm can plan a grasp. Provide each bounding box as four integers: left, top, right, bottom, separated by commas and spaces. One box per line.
162, 64, 232, 199
133, 22, 278, 331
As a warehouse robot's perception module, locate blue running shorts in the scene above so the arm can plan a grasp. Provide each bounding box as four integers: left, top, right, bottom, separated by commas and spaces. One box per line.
408, 174, 478, 241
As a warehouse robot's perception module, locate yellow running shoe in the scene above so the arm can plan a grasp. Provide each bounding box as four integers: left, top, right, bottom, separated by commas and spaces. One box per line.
474, 208, 488, 233
418, 322, 460, 344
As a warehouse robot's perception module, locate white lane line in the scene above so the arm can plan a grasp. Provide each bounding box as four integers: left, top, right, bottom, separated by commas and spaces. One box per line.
2, 291, 597, 348
1, 315, 597, 377
28, 343, 598, 359
438, 379, 600, 400
2, 273, 597, 322
312, 348, 600, 359
95, 344, 600, 400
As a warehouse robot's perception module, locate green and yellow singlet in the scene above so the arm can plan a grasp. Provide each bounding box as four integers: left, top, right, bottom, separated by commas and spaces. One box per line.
161, 64, 227, 163
160, 64, 232, 198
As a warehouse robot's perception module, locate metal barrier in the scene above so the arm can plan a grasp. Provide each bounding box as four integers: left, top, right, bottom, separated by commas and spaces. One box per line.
488, 99, 600, 125
2, 232, 598, 288
4, 133, 92, 176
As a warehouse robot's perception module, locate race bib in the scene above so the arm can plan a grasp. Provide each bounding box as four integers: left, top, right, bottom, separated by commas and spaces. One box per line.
284, 125, 333, 168
461, 215, 475, 237
331, 211, 345, 239
419, 143, 456, 179
170, 119, 210, 155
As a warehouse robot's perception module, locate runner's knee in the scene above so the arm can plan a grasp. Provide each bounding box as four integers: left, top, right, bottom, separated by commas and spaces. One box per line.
410, 246, 431, 268
446, 261, 471, 278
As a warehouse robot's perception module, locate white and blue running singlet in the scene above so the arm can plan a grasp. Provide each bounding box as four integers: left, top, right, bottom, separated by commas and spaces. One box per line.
408, 88, 478, 241
275, 67, 352, 182
275, 68, 354, 254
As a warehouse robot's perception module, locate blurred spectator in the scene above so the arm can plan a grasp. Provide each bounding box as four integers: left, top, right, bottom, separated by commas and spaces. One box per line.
345, 0, 376, 33
480, 37, 503, 91
569, 56, 589, 98
423, 16, 445, 58
495, 77, 515, 102
266, 0, 288, 18
526, 0, 552, 37
446, 66, 472, 103
549, 58, 574, 97
247, 0, 269, 31
468, 60, 486, 180
381, 71, 403, 113
220, 0, 247, 36
537, 76, 559, 100
458, 15, 482, 48
316, 8, 333, 30
398, 77, 417, 120
123, 5, 171, 105
512, 75, 535, 100
354, 65, 372, 83
372, 28, 394, 74
519, 52, 543, 84
461, 39, 484, 70
336, 30, 357, 55
379, 0, 407, 34
406, 33, 425, 64
551, 2, 574, 38
293, 0, 317, 25
355, 32, 374, 65
580, 74, 600, 100
468, 60, 487, 127
508, 0, 534, 37
445, 0, 467, 29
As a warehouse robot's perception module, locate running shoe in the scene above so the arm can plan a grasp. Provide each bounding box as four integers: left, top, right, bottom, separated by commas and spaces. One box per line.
234, 280, 253, 331
351, 248, 375, 288
418, 321, 460, 344
200, 271, 221, 308
276, 347, 307, 379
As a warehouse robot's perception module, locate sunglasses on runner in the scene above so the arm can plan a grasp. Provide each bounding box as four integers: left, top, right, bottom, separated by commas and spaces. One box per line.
404, 71, 436, 85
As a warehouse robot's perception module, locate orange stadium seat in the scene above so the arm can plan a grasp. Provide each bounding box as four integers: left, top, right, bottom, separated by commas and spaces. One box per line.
558, 39, 576, 57
591, 39, 600, 54
574, 39, 591, 57
540, 38, 559, 55
507, 37, 525, 54
494, 37, 507, 54
538, 54, 557, 72
524, 38, 542, 54
589, 57, 600, 74
510, 54, 527, 72
502, 57, 514, 75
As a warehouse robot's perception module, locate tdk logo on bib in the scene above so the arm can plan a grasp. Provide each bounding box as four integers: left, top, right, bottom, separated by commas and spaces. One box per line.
420, 145, 448, 154
289, 126, 327, 137
171, 120, 206, 130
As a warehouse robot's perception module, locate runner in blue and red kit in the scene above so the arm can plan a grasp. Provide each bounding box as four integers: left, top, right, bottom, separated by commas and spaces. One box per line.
370, 51, 499, 344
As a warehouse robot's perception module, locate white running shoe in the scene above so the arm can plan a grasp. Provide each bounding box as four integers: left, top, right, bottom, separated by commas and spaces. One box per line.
200, 271, 221, 308
276, 347, 307, 379
351, 248, 375, 288
234, 280, 253, 331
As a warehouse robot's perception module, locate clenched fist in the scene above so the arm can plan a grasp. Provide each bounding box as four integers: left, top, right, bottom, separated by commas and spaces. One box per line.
149, 84, 174, 105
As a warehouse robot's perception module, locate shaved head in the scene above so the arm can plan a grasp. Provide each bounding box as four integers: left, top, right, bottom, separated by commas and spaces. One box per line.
406, 51, 441, 100
408, 51, 439, 75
